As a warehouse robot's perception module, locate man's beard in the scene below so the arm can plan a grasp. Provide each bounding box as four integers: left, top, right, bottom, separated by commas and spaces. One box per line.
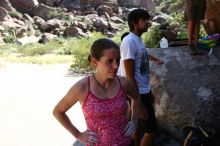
139, 27, 148, 34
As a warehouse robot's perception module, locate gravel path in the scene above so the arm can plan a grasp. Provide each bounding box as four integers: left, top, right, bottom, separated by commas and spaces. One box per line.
0, 62, 86, 146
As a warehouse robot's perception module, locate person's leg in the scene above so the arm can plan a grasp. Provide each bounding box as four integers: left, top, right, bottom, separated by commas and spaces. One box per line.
187, 21, 197, 55
141, 133, 156, 146
187, 20, 194, 45
193, 20, 204, 55
194, 20, 200, 47
134, 130, 141, 146
139, 92, 158, 146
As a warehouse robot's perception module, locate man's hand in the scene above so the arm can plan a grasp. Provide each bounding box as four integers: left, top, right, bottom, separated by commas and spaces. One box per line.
156, 59, 164, 65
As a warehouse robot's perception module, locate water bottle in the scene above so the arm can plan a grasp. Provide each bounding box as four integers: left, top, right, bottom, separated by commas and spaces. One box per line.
160, 37, 168, 48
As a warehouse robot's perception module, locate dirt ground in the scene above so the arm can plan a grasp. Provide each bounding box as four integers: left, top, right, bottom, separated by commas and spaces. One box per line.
0, 61, 86, 146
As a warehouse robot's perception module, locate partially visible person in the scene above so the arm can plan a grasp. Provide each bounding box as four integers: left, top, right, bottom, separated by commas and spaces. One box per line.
53, 38, 142, 146
121, 32, 130, 42
184, 0, 206, 55
118, 8, 164, 146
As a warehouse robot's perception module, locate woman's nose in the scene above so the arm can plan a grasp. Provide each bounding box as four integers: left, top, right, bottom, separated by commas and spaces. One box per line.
113, 61, 119, 69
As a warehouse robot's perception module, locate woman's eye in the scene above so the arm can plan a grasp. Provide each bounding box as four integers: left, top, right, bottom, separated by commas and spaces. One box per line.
107, 60, 113, 64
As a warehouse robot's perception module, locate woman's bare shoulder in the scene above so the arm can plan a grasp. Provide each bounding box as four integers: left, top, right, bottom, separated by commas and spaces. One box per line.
71, 76, 89, 92
65, 76, 89, 100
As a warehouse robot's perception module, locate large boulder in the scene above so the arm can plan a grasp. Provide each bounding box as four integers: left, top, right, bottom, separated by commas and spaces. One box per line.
38, 0, 62, 7
118, 0, 155, 11
148, 46, 220, 139
32, 3, 56, 20
0, 0, 16, 11
9, 0, 39, 15
64, 26, 89, 37
40, 18, 62, 32
38, 0, 55, 7
0, 7, 10, 21
61, 0, 119, 13
203, 0, 220, 35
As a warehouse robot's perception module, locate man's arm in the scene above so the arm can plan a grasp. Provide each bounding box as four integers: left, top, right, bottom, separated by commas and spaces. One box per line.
148, 54, 164, 65
123, 59, 138, 90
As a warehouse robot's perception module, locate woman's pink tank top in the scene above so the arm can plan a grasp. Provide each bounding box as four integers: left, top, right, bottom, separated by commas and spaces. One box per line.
82, 76, 131, 146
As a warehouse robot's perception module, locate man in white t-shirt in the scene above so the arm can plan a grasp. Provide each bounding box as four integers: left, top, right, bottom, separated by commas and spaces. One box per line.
118, 9, 163, 146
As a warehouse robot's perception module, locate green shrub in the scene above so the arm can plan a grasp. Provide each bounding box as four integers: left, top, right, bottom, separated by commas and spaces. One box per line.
26, 31, 33, 36
156, 0, 183, 12
70, 32, 106, 72
112, 28, 129, 45
49, 8, 70, 21
3, 35, 16, 43
2, 27, 16, 43
200, 25, 207, 37
8, 11, 21, 18
18, 38, 64, 56
5, 54, 72, 64
169, 12, 187, 39
35, 29, 42, 37
142, 26, 161, 48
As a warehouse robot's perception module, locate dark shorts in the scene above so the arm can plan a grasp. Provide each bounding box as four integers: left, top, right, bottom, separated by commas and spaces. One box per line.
184, 0, 206, 21
138, 91, 158, 135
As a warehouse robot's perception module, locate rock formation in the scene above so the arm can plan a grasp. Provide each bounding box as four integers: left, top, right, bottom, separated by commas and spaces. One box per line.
118, 0, 155, 11
148, 47, 220, 139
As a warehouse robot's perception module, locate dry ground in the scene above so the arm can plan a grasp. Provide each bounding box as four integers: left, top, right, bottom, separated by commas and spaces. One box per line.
0, 61, 86, 146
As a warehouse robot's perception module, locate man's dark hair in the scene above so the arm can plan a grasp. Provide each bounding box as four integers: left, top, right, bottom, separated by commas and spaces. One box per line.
128, 8, 150, 31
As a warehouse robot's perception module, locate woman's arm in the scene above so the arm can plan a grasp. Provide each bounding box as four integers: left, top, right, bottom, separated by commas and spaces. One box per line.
53, 78, 99, 145
53, 80, 84, 138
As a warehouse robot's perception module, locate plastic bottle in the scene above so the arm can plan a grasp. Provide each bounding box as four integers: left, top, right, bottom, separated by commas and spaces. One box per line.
160, 37, 168, 48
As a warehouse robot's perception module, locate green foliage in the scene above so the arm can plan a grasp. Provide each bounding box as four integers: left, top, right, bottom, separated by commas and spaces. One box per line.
2, 27, 16, 43
70, 32, 106, 72
200, 25, 207, 37
18, 38, 65, 56
26, 31, 33, 36
4, 54, 72, 64
0, 44, 18, 55
35, 29, 42, 37
3, 35, 16, 43
156, 0, 183, 12
112, 28, 129, 45
0, 42, 72, 64
142, 26, 161, 48
49, 8, 70, 21
8, 11, 21, 18
155, 0, 187, 39
169, 12, 187, 39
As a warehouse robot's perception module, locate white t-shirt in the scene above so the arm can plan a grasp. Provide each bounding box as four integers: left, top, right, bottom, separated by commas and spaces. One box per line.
118, 32, 150, 94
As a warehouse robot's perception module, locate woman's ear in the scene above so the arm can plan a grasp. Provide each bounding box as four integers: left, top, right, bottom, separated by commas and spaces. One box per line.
90, 57, 98, 67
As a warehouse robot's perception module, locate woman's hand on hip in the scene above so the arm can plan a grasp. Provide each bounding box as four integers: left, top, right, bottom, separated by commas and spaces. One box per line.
77, 130, 99, 145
